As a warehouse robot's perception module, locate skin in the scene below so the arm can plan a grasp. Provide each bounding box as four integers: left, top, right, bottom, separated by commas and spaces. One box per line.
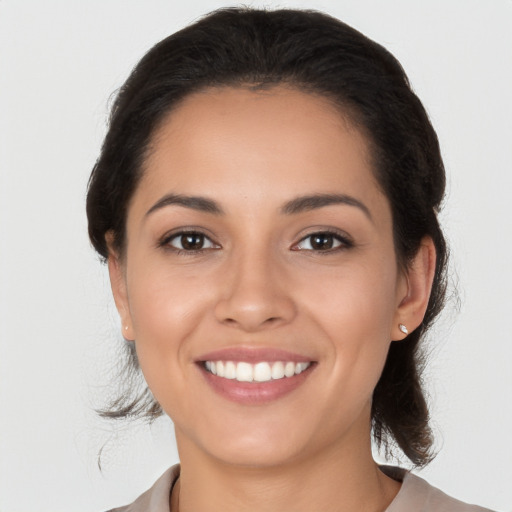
108, 86, 436, 512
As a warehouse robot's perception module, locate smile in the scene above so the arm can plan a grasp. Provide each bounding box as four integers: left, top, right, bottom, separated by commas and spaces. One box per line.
204, 360, 311, 382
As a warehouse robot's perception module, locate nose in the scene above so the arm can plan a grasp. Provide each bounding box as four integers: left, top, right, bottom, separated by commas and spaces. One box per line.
214, 249, 297, 332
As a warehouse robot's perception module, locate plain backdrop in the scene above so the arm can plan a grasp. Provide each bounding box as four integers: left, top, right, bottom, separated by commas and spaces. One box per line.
1, 1, 511, 511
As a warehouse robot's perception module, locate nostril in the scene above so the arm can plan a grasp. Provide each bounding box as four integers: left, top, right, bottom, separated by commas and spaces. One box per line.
214, 286, 297, 331
221, 316, 284, 332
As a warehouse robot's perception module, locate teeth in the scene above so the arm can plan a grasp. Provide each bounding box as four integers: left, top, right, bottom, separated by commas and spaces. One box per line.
296, 362, 309, 374
271, 361, 285, 379
254, 362, 272, 382
225, 361, 236, 379
237, 362, 253, 382
216, 361, 225, 378
204, 360, 311, 382
284, 361, 295, 377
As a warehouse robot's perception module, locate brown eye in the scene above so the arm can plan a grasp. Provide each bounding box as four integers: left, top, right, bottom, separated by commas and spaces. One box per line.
181, 233, 205, 250
310, 234, 335, 250
167, 232, 217, 251
294, 232, 351, 252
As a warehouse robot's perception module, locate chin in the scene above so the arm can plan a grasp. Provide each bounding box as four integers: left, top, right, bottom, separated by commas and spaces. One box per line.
181, 417, 314, 469
210, 440, 305, 469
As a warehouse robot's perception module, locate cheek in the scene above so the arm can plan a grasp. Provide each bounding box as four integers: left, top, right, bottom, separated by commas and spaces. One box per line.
127, 258, 210, 336
299, 258, 398, 385
124, 264, 211, 392
301, 256, 398, 335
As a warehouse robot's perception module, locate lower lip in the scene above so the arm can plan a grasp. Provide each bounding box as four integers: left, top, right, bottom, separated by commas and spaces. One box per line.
199, 364, 314, 404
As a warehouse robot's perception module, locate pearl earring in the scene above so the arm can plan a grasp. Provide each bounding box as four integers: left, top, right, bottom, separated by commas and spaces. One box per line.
399, 323, 409, 335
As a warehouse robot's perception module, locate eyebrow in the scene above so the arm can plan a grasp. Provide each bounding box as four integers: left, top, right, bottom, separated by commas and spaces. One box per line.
281, 193, 373, 221
145, 192, 372, 221
146, 193, 224, 217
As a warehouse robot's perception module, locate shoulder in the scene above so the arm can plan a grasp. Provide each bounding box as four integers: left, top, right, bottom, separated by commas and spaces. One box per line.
385, 468, 495, 512
104, 465, 180, 512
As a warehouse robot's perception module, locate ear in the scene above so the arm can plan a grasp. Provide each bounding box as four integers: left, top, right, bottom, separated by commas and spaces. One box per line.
106, 232, 135, 341
393, 236, 436, 340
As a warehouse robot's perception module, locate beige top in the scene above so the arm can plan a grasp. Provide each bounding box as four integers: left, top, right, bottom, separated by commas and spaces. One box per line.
107, 465, 494, 512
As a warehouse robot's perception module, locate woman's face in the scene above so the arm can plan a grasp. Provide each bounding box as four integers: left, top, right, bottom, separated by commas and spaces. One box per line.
110, 86, 413, 468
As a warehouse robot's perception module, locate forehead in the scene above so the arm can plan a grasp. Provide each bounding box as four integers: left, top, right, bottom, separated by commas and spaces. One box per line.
133, 86, 387, 220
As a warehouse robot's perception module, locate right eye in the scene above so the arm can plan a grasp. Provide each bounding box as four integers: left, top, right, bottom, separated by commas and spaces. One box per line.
165, 232, 218, 252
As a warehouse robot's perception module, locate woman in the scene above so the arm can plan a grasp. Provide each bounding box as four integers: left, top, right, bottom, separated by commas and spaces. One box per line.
87, 7, 494, 512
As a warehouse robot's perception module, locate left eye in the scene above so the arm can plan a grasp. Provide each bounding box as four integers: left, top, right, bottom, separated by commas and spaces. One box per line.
167, 232, 217, 251
293, 232, 348, 251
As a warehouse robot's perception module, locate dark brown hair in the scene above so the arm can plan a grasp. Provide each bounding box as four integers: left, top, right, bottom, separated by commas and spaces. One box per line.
87, 7, 447, 467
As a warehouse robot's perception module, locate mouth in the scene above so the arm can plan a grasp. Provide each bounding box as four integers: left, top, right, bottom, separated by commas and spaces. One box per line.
196, 348, 316, 404
203, 360, 311, 382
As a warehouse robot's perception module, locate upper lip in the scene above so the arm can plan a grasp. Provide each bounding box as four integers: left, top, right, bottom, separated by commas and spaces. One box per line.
196, 347, 314, 363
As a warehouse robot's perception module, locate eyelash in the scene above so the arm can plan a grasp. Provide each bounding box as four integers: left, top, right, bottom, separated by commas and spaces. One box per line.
159, 230, 220, 255
292, 230, 354, 253
159, 229, 353, 255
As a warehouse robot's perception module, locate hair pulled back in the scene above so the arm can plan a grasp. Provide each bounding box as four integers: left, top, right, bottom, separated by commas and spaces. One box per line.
87, 7, 447, 467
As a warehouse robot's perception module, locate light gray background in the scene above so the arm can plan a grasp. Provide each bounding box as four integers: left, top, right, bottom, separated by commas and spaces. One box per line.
1, 1, 511, 511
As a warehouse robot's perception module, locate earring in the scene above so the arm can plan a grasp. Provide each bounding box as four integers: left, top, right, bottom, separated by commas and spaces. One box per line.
399, 323, 409, 335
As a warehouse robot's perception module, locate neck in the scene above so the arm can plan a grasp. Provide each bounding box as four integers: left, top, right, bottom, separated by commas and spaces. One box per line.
173, 424, 400, 512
